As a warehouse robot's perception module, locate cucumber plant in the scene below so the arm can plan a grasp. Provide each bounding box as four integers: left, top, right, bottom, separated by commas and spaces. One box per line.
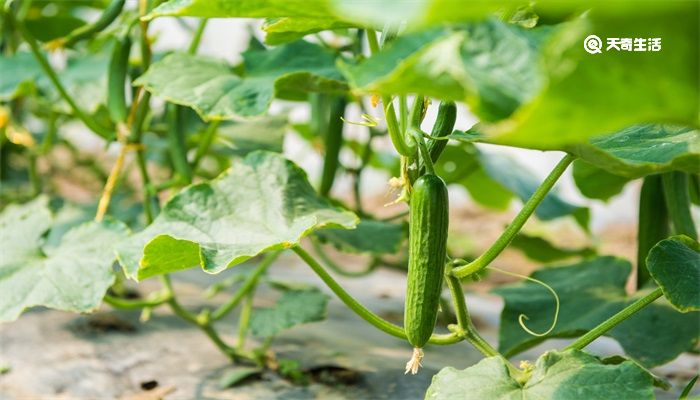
1, 0, 698, 398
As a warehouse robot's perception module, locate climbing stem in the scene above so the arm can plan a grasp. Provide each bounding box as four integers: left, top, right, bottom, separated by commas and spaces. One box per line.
293, 245, 461, 345
452, 154, 576, 279
211, 251, 280, 321
444, 269, 500, 358
566, 287, 663, 351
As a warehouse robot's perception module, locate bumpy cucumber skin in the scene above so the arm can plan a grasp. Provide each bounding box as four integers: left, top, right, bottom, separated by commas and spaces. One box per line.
405, 174, 449, 348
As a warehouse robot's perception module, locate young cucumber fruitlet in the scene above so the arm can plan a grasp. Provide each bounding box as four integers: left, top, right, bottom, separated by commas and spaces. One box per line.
404, 173, 449, 374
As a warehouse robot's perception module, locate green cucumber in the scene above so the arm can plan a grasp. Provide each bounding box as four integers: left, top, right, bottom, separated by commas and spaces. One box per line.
319, 97, 347, 197
62, 0, 126, 48
107, 35, 132, 123
636, 175, 668, 287
426, 101, 457, 163
662, 172, 697, 240
404, 173, 449, 373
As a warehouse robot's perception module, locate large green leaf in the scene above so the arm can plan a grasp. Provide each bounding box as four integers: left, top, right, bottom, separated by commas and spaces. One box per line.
134, 41, 346, 121
145, 0, 338, 20
315, 219, 406, 254
567, 125, 700, 178
487, 7, 699, 148
116, 151, 358, 280
343, 12, 697, 148
0, 197, 128, 322
340, 20, 552, 122
425, 349, 654, 400
493, 256, 700, 366
647, 236, 700, 313
250, 288, 328, 337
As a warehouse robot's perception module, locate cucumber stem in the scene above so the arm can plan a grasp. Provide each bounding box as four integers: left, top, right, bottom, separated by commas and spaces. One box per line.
452, 154, 575, 279
293, 245, 462, 345
566, 287, 663, 351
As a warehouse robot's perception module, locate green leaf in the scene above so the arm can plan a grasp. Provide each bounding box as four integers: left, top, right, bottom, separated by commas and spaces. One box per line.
647, 235, 700, 312
249, 288, 328, 337
145, 0, 339, 20
116, 151, 358, 280
572, 160, 630, 201
216, 116, 287, 156
510, 233, 595, 263
493, 256, 700, 366
0, 52, 41, 100
0, 196, 128, 322
487, 7, 699, 148
134, 41, 346, 121
425, 349, 654, 400
340, 20, 551, 122
262, 17, 356, 45
567, 125, 700, 179
315, 219, 406, 254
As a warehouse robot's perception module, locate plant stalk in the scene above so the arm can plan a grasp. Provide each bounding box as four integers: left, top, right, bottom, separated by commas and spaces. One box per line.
566, 287, 663, 351
293, 245, 461, 345
452, 154, 576, 279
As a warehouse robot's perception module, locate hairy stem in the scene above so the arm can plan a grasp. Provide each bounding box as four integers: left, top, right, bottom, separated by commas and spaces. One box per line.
293, 245, 461, 345
566, 287, 663, 351
452, 154, 576, 279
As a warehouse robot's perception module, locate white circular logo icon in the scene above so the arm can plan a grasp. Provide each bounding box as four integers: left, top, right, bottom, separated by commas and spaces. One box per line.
584, 35, 603, 54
